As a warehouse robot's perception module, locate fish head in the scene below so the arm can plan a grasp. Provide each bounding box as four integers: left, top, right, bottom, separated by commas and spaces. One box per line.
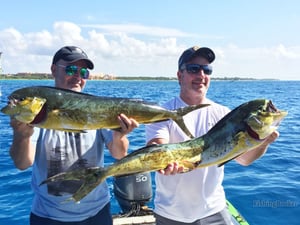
245, 99, 288, 140
1, 95, 46, 123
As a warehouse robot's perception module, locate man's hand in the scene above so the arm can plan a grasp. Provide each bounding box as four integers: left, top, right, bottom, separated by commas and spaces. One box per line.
158, 162, 185, 175
110, 114, 139, 159
10, 118, 34, 138
263, 131, 279, 146
116, 113, 139, 135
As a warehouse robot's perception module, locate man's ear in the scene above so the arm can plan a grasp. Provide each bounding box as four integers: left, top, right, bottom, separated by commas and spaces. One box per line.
51, 64, 56, 78
177, 71, 182, 85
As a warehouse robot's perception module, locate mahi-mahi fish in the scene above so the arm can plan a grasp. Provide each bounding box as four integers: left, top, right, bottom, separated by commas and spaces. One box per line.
1, 86, 209, 138
41, 99, 287, 203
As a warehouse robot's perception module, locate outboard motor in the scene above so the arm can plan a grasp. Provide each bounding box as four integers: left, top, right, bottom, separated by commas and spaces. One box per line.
113, 172, 153, 216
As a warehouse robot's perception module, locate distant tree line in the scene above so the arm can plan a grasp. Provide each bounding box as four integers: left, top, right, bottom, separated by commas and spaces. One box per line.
0, 73, 276, 81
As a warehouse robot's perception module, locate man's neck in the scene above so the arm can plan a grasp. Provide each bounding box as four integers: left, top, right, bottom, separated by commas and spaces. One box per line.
180, 93, 207, 105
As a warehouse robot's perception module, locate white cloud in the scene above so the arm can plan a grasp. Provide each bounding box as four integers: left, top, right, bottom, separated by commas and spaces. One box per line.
275, 44, 299, 59
80, 23, 192, 38
0, 28, 27, 55
0, 21, 299, 80
53, 21, 84, 44
213, 44, 300, 79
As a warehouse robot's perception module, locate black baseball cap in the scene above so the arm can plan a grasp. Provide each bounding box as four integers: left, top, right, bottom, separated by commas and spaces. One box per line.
52, 46, 94, 69
178, 46, 215, 69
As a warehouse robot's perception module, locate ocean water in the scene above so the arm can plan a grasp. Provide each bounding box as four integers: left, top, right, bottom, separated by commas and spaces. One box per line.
0, 79, 299, 225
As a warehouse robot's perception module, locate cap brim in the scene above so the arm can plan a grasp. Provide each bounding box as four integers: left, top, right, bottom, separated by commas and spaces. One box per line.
69, 57, 94, 69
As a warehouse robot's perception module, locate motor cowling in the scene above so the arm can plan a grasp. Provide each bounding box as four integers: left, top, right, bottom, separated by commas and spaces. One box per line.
113, 172, 153, 216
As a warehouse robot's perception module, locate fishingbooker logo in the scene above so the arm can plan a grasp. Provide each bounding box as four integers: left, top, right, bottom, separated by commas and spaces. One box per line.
253, 199, 299, 208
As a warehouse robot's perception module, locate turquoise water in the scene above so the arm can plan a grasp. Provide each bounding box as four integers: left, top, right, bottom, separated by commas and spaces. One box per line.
0, 80, 299, 225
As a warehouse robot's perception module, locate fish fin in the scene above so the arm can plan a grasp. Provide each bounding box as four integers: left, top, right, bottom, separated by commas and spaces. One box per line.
147, 143, 160, 147
217, 160, 230, 167
176, 104, 210, 117
114, 172, 145, 178
173, 104, 210, 139
57, 129, 87, 133
173, 117, 194, 138
217, 153, 244, 167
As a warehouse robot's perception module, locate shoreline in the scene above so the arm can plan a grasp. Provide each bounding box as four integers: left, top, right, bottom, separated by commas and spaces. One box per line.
0, 75, 279, 81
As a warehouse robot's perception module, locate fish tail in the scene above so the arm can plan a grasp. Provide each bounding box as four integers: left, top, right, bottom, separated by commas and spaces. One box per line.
173, 117, 194, 138
174, 104, 210, 138
69, 168, 108, 202
40, 167, 108, 203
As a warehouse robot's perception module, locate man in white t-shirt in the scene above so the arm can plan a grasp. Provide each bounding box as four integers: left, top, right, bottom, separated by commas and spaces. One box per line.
146, 46, 279, 225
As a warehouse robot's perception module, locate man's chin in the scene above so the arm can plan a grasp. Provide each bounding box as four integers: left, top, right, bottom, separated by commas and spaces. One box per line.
69, 84, 82, 92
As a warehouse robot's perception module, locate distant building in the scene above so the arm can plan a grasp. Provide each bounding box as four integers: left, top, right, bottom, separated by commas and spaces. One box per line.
90, 73, 116, 80
103, 74, 115, 80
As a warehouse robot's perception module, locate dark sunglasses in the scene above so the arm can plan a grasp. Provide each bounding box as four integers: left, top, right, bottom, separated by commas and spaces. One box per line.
181, 64, 213, 75
57, 64, 90, 79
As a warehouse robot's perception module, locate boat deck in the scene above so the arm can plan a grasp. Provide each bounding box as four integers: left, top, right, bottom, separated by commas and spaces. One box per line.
113, 215, 155, 225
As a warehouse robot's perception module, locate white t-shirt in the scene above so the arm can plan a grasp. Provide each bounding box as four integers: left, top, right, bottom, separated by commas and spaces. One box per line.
146, 96, 230, 223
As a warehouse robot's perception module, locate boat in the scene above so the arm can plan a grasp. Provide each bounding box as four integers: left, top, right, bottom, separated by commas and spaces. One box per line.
112, 172, 249, 225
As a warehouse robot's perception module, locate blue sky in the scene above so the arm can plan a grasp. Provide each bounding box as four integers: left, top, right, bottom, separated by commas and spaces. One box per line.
0, 0, 299, 80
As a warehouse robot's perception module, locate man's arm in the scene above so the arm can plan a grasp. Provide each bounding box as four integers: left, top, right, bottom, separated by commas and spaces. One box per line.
107, 114, 139, 159
9, 119, 36, 170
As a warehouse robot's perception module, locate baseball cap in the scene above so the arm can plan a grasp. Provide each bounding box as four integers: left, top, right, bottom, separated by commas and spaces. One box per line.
178, 46, 215, 69
52, 46, 94, 69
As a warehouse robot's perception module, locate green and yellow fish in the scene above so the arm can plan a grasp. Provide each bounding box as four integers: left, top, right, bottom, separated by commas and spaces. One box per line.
41, 99, 287, 202
1, 86, 209, 138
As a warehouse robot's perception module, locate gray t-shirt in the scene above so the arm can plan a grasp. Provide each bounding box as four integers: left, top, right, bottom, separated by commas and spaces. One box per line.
30, 128, 113, 221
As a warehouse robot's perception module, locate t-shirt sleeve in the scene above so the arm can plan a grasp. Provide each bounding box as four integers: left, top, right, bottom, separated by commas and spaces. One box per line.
31, 127, 40, 145
145, 120, 170, 143
99, 129, 113, 147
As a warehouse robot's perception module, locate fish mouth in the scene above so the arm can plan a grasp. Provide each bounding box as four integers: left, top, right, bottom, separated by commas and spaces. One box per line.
5, 97, 20, 109
266, 100, 288, 126
1, 97, 21, 114
8, 98, 18, 107
266, 100, 287, 115
266, 100, 277, 113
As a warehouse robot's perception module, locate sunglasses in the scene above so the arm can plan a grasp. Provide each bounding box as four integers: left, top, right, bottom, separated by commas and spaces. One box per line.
181, 64, 213, 75
57, 64, 90, 79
